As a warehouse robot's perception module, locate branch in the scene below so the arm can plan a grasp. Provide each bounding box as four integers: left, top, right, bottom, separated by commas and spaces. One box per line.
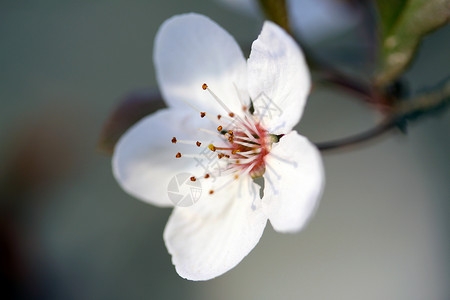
315, 78, 450, 152
315, 118, 398, 151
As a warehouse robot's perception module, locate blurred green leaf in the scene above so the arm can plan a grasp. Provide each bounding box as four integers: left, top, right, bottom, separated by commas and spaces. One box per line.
375, 0, 450, 86
258, 0, 290, 33
98, 91, 165, 155
377, 0, 408, 36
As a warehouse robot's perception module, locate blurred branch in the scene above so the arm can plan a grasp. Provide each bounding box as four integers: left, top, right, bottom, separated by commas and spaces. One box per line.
258, 0, 290, 33
98, 90, 166, 155
316, 78, 450, 151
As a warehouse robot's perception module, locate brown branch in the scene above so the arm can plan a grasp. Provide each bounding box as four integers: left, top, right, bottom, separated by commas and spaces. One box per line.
315, 78, 450, 152
315, 117, 399, 151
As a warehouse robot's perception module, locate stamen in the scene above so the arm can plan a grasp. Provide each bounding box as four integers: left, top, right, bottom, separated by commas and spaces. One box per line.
269, 152, 298, 168
228, 157, 258, 165
198, 128, 226, 139
202, 83, 259, 134
206, 168, 233, 179
214, 146, 234, 151
264, 171, 279, 195
232, 139, 261, 148
239, 161, 258, 179
179, 154, 210, 159
173, 139, 205, 147
266, 163, 281, 180
171, 83, 273, 190
243, 115, 259, 135
208, 175, 239, 194
236, 149, 262, 156
203, 83, 233, 114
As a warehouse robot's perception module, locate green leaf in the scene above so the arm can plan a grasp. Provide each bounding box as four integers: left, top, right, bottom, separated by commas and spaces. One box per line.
375, 0, 450, 87
376, 0, 408, 37
258, 0, 290, 33
98, 91, 165, 155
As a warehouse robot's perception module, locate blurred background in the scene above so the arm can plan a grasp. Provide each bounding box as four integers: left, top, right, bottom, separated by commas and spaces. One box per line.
0, 1, 449, 299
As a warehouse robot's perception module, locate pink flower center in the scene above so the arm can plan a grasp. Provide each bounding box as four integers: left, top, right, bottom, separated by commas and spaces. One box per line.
171, 83, 275, 195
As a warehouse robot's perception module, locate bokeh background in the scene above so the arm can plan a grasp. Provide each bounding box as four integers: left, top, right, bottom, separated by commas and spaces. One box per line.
1, 1, 449, 299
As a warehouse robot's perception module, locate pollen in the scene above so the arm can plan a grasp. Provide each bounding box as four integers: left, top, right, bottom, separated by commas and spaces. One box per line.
209, 190, 214, 195
217, 125, 223, 131
196, 141, 201, 147
218, 153, 225, 159
229, 112, 235, 117
171, 137, 177, 143
175, 152, 182, 158
202, 83, 208, 90
204, 174, 210, 179
200, 112, 206, 118
217, 114, 221, 120
190, 176, 196, 182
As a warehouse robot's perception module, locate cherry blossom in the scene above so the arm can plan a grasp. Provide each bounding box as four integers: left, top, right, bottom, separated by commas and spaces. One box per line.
113, 13, 324, 280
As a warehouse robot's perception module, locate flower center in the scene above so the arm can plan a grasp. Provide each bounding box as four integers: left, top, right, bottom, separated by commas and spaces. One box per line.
171, 83, 275, 195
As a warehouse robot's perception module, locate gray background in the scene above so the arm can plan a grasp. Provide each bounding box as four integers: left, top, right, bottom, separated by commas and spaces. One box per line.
0, 1, 449, 299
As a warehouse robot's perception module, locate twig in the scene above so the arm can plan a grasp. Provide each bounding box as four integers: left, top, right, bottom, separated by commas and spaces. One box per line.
315, 117, 399, 151
315, 79, 450, 151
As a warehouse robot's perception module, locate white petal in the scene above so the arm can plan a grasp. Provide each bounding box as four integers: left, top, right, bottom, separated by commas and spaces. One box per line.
247, 21, 311, 134
262, 131, 324, 233
154, 13, 248, 117
112, 109, 219, 207
164, 177, 267, 280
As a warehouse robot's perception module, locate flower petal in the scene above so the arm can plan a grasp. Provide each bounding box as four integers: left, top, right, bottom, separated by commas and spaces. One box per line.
247, 21, 311, 134
262, 131, 324, 233
164, 177, 267, 280
112, 109, 218, 207
154, 13, 248, 117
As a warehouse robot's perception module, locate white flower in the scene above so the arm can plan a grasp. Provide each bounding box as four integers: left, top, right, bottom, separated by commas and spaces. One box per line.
112, 13, 324, 281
